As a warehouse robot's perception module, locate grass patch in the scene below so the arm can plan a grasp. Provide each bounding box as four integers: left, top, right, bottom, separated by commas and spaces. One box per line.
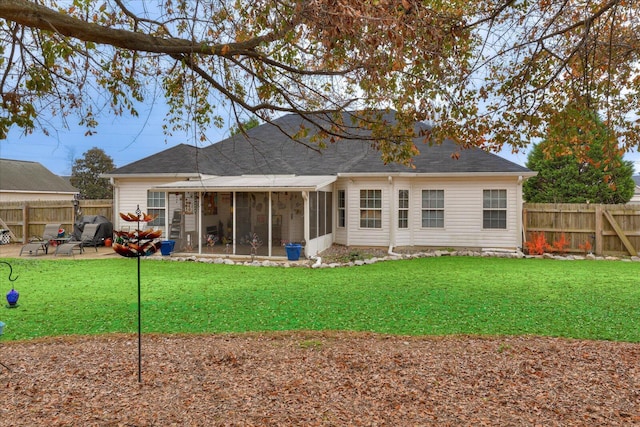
299, 339, 324, 349
0, 256, 638, 342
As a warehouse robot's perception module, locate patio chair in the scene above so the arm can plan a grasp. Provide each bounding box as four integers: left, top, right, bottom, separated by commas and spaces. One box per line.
55, 223, 101, 256
19, 223, 61, 256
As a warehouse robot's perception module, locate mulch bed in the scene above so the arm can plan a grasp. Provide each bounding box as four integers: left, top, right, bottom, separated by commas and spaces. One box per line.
1, 332, 639, 426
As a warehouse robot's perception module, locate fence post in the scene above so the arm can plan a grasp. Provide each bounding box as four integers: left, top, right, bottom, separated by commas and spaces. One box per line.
594, 204, 603, 256
72, 199, 78, 229
522, 205, 528, 247
22, 203, 29, 243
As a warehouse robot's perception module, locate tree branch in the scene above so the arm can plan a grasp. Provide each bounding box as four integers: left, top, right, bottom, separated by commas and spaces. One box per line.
0, 0, 278, 57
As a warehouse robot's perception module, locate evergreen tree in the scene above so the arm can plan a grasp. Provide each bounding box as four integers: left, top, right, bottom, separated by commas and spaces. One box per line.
70, 147, 115, 199
524, 109, 635, 204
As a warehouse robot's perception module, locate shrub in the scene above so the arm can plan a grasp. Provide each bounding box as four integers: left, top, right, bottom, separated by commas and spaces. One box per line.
550, 233, 570, 254
525, 232, 551, 255
578, 240, 593, 254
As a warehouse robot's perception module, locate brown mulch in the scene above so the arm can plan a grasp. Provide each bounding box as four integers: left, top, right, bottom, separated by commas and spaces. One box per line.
1, 332, 639, 426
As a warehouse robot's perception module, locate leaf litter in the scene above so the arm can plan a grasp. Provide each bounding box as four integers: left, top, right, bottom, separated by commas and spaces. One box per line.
1, 332, 639, 426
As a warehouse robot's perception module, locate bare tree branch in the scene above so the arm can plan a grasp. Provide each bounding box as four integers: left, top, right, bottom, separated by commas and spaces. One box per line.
0, 0, 281, 56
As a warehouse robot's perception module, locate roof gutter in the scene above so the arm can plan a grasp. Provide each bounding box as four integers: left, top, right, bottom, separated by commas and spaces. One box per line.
337, 171, 537, 179
152, 185, 328, 192
150, 175, 338, 193
0, 190, 77, 195
101, 173, 202, 179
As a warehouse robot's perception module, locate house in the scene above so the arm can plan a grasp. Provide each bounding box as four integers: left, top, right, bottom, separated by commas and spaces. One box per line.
104, 112, 536, 258
0, 159, 78, 201
632, 176, 640, 203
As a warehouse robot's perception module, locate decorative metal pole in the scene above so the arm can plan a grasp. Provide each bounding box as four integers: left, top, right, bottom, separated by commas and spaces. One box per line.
136, 206, 142, 383
1, 260, 18, 371
112, 205, 161, 383
2, 261, 19, 308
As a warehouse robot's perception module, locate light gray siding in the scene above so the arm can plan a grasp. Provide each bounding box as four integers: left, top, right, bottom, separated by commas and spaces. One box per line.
342, 177, 392, 248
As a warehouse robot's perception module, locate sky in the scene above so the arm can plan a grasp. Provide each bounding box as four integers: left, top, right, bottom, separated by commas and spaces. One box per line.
1, 105, 639, 176
1, 101, 226, 176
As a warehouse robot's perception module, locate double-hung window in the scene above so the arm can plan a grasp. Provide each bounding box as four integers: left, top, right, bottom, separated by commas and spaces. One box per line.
338, 190, 346, 228
360, 189, 382, 228
422, 190, 444, 228
483, 189, 507, 229
398, 189, 409, 229
146, 191, 166, 228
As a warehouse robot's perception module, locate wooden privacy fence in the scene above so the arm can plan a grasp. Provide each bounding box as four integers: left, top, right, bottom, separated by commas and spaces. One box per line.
0, 200, 113, 243
2, 200, 638, 256
523, 203, 640, 257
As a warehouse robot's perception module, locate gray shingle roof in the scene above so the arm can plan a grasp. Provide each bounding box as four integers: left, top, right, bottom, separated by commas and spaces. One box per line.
108, 112, 532, 176
106, 143, 214, 175
0, 159, 77, 192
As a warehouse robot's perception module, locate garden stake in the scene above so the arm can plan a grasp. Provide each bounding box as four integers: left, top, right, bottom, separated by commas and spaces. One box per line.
2, 259, 19, 307
1, 260, 18, 372
112, 205, 161, 383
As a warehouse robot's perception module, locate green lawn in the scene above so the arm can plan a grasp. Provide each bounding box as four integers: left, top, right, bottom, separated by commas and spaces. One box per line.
1, 256, 639, 342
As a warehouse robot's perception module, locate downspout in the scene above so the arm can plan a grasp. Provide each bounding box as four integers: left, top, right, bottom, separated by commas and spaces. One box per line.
268, 192, 272, 257
387, 176, 400, 256
109, 177, 119, 231
517, 176, 524, 251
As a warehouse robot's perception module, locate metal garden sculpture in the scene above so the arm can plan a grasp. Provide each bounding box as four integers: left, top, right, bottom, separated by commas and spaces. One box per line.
113, 206, 161, 382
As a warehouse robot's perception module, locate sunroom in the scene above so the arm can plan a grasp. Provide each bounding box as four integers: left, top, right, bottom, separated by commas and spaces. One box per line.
150, 175, 337, 259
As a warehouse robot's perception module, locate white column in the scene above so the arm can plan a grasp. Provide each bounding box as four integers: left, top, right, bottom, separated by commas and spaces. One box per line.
388, 176, 395, 248
197, 191, 203, 254
232, 191, 237, 255
268, 192, 273, 257
302, 191, 309, 247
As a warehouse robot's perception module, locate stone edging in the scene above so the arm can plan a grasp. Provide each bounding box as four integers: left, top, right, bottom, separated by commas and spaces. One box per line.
146, 249, 640, 268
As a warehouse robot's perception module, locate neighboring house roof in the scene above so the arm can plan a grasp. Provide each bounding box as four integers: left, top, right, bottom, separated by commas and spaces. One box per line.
0, 159, 77, 193
633, 176, 640, 187
107, 112, 534, 177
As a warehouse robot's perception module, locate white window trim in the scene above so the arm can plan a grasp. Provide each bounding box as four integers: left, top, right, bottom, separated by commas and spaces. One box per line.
359, 189, 382, 229
398, 189, 409, 229
482, 189, 507, 230
146, 190, 166, 228
337, 189, 346, 228
421, 189, 445, 228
